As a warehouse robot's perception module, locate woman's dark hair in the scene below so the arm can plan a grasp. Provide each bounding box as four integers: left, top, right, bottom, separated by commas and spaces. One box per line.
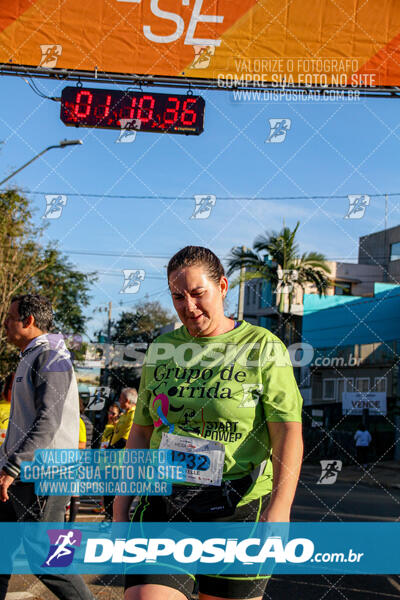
167, 246, 225, 285
108, 403, 121, 414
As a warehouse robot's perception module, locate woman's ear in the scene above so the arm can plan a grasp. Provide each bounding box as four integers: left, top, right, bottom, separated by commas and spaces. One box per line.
220, 276, 229, 298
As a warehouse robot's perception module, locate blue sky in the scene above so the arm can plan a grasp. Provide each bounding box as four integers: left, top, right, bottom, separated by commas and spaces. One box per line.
1, 75, 400, 337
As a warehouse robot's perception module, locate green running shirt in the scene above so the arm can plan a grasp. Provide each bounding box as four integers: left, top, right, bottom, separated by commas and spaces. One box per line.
133, 320, 303, 505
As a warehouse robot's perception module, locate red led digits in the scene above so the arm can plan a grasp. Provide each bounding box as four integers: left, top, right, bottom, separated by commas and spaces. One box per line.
61, 87, 204, 135
181, 98, 197, 125
94, 94, 112, 119
164, 97, 180, 124
74, 90, 93, 118
117, 96, 137, 120
137, 95, 155, 123
129, 97, 137, 120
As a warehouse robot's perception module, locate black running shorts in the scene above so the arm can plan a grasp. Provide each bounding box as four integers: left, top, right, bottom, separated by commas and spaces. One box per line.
124, 492, 271, 599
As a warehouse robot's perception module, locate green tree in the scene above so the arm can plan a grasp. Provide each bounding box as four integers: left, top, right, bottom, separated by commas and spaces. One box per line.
28, 247, 95, 334
0, 190, 96, 378
104, 299, 174, 392
110, 300, 174, 345
227, 222, 331, 340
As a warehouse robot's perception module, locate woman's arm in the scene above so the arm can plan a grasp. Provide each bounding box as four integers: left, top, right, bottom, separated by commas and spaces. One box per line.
260, 421, 303, 522
112, 423, 154, 521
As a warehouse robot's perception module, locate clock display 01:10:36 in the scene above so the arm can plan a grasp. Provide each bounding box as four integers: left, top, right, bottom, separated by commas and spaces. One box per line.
60, 87, 205, 135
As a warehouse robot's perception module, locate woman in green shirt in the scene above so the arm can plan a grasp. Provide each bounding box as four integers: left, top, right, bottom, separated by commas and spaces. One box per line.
114, 245, 303, 600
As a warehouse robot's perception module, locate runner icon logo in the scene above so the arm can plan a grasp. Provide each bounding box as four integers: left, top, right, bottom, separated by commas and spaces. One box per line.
39, 45, 62, 68
344, 195, 370, 219
120, 270, 145, 294
116, 118, 142, 143
189, 45, 216, 69
238, 383, 264, 408
265, 119, 291, 143
191, 195, 216, 219
42, 529, 82, 567
317, 460, 342, 485
43, 195, 67, 219
86, 386, 110, 411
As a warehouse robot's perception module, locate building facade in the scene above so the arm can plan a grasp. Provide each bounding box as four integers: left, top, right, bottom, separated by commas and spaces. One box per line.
242, 226, 400, 459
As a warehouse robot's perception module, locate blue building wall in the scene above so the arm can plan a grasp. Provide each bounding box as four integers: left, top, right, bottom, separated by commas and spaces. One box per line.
302, 283, 400, 349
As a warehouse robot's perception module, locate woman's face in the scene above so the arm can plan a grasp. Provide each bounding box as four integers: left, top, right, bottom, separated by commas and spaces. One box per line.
169, 265, 228, 337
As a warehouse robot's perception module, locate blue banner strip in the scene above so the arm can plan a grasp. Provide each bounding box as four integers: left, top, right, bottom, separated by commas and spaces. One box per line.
0, 523, 397, 574
20, 450, 188, 495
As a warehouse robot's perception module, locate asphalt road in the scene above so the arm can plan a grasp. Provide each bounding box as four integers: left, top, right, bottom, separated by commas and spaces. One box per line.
5, 473, 400, 599
295, 469, 400, 522
264, 470, 400, 600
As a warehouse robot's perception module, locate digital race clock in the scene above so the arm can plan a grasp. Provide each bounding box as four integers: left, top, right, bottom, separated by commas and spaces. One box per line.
60, 87, 205, 136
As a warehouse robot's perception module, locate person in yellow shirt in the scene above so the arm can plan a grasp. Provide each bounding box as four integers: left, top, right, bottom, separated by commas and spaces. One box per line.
103, 389, 137, 521
0, 374, 14, 447
0, 403, 10, 449
100, 404, 121, 449
78, 418, 87, 449
109, 388, 137, 449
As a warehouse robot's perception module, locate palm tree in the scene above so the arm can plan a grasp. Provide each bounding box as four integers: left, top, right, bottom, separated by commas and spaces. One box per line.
227, 222, 331, 340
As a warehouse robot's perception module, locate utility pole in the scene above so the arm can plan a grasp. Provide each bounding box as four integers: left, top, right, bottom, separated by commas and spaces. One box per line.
102, 301, 112, 386
107, 301, 112, 343
237, 246, 246, 321
383, 194, 389, 282
385, 194, 388, 231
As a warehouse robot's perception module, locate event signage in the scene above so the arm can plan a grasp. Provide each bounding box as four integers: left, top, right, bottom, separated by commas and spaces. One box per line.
1, 1, 400, 87
342, 392, 387, 416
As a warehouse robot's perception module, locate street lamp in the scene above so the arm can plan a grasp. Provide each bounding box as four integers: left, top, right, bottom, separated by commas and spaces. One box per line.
0, 139, 83, 186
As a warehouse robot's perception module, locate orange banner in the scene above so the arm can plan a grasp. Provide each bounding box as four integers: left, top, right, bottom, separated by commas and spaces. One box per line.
1, 0, 400, 86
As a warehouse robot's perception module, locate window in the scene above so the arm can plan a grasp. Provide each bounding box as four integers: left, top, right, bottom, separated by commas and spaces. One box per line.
252, 283, 257, 305
374, 377, 387, 393
334, 282, 352, 295
359, 342, 393, 364
359, 343, 375, 363
337, 378, 355, 401
390, 241, 400, 262
356, 377, 370, 393
323, 379, 336, 400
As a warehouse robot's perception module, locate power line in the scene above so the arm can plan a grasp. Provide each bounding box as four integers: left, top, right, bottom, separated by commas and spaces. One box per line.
4, 243, 396, 265
58, 248, 400, 266
66, 249, 170, 259
94, 270, 165, 280
22, 78, 59, 102
3, 189, 400, 201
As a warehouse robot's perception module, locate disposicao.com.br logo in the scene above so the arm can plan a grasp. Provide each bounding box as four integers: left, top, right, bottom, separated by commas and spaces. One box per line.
83, 535, 363, 568
1, 522, 390, 575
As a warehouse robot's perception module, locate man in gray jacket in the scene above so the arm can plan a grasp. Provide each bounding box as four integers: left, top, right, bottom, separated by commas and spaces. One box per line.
0, 294, 95, 600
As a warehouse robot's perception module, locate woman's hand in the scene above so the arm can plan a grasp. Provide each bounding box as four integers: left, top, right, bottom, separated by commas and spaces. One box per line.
259, 506, 291, 523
